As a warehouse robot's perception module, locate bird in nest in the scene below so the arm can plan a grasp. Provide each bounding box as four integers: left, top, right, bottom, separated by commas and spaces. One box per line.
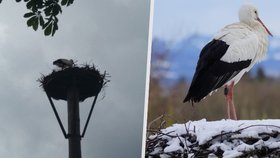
53, 59, 76, 69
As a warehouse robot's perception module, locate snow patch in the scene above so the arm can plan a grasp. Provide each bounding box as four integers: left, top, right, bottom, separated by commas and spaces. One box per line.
146, 119, 280, 157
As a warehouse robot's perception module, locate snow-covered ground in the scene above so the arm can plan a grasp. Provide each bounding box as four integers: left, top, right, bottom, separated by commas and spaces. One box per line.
146, 119, 280, 158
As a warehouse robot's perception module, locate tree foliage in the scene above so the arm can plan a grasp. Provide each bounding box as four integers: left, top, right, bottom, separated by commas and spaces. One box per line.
0, 0, 74, 36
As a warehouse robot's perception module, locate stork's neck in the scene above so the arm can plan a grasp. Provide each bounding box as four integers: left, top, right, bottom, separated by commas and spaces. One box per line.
251, 24, 269, 62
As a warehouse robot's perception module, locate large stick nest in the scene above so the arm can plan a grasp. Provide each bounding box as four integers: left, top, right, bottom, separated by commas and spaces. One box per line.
38, 64, 109, 102
146, 117, 280, 158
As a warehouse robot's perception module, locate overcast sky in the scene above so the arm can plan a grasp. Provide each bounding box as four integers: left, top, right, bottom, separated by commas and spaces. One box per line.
0, 0, 149, 158
153, 0, 280, 42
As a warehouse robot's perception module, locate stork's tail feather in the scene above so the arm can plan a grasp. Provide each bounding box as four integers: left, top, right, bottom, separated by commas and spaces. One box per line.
183, 92, 202, 104
183, 96, 189, 103
183, 95, 195, 106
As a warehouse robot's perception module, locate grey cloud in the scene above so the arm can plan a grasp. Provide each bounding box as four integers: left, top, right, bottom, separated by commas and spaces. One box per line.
0, 0, 150, 158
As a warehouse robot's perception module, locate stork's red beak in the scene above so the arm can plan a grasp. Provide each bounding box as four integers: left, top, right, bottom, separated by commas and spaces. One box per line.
257, 17, 273, 37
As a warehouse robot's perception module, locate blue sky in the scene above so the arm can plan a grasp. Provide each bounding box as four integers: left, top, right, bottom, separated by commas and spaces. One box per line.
153, 0, 280, 42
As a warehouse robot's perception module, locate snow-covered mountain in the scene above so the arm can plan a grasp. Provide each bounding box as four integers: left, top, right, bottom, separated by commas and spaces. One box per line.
151, 33, 280, 83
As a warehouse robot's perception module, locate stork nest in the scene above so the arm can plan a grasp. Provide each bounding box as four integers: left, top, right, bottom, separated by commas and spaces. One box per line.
38, 64, 109, 102
146, 117, 280, 158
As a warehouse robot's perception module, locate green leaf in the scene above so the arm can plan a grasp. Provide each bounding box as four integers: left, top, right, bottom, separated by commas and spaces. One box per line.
61, 0, 67, 6
52, 6, 60, 16
21, 0, 75, 36
24, 12, 34, 18
26, 1, 32, 9
61, 0, 74, 6
32, 17, 39, 31
53, 22, 58, 30
54, 16, 59, 22
39, 16, 44, 26
51, 28, 56, 36
44, 6, 52, 16
26, 16, 36, 27
66, 0, 74, 6
36, 0, 44, 9
44, 23, 53, 36
57, 4, 62, 14
43, 20, 50, 29
52, 22, 58, 36
44, 0, 52, 6
26, 2, 32, 9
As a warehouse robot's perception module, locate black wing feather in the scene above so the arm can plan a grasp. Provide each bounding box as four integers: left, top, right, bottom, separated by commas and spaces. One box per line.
184, 40, 251, 103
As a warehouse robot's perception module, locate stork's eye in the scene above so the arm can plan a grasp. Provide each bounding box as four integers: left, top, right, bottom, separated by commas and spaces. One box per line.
254, 10, 257, 14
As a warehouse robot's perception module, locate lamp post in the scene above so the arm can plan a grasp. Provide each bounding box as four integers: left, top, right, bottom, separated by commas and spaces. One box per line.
39, 64, 108, 158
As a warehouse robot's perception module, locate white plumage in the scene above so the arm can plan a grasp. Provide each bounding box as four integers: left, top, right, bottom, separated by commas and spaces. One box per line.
214, 4, 271, 86
184, 4, 272, 120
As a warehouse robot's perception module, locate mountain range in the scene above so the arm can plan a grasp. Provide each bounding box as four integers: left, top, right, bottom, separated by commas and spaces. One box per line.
151, 33, 280, 84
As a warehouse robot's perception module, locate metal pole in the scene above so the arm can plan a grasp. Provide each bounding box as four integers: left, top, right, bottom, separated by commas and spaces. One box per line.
46, 92, 68, 139
81, 94, 98, 138
67, 84, 82, 158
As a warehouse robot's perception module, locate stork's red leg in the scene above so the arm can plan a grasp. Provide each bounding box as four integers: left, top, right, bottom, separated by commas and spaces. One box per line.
224, 82, 237, 120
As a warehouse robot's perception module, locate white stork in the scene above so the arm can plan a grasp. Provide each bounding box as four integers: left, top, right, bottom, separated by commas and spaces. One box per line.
183, 4, 272, 120
53, 59, 75, 69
